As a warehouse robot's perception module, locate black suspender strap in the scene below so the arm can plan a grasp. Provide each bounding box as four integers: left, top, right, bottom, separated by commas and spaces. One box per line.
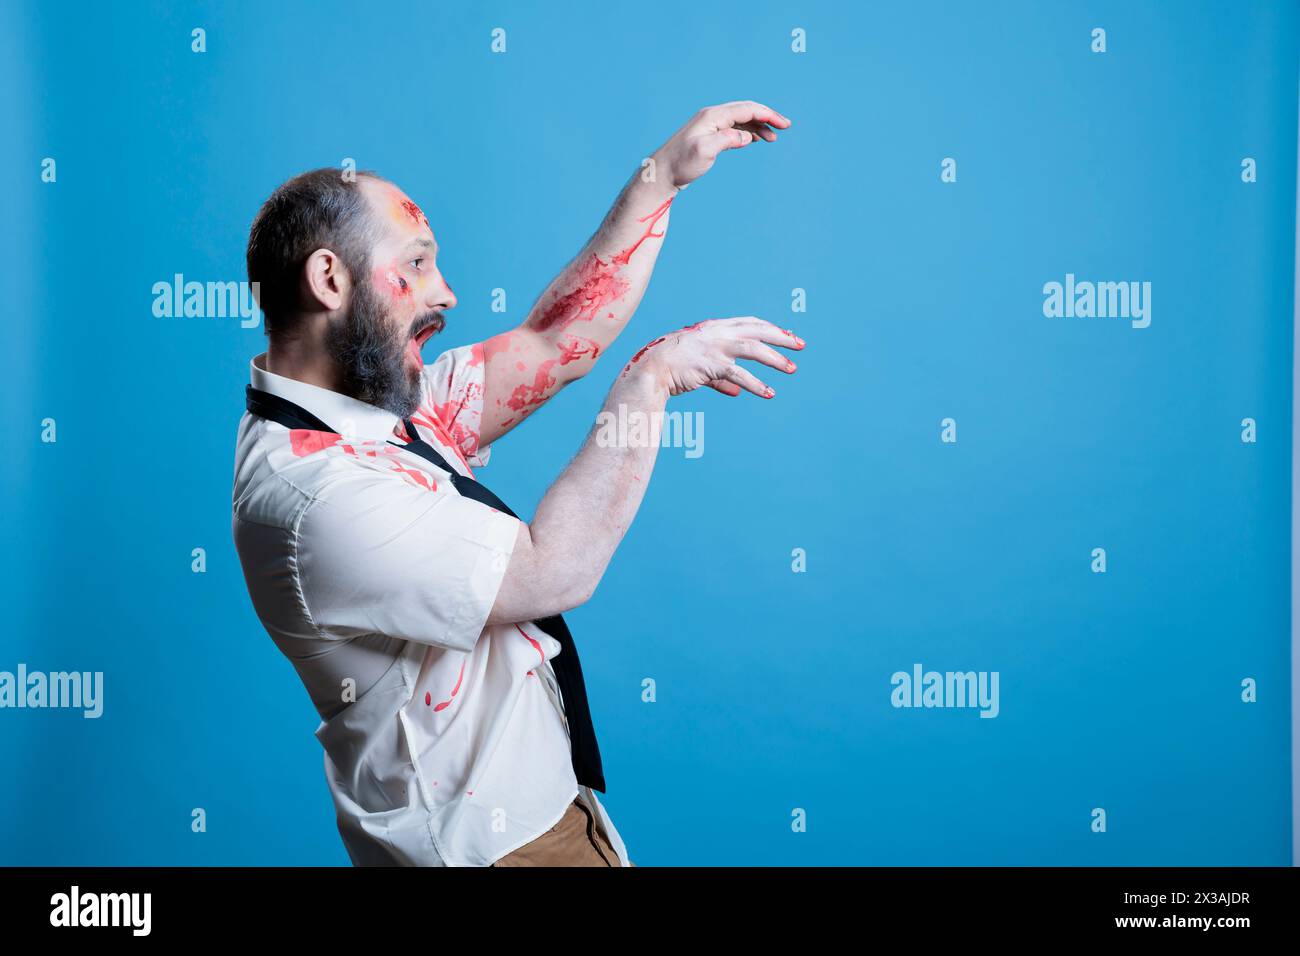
245, 385, 335, 433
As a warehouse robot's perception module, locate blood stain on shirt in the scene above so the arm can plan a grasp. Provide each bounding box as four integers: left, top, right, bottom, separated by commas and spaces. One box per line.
430, 660, 467, 712
513, 623, 545, 664
289, 429, 342, 457
413, 405, 476, 471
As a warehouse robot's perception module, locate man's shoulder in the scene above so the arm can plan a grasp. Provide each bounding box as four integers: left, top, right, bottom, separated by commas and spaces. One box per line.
233, 414, 391, 529
233, 412, 455, 531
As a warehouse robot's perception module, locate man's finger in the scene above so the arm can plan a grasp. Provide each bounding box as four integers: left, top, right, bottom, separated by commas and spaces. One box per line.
714, 317, 805, 351
721, 363, 775, 399
713, 100, 792, 130
707, 379, 742, 397
737, 120, 778, 143
735, 339, 798, 374
696, 128, 753, 158
747, 320, 806, 351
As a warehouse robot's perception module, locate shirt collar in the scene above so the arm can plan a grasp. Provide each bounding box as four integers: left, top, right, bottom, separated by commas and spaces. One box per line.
249, 352, 401, 441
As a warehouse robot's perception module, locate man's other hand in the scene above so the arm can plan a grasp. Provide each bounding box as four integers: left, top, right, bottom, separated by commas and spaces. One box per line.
654, 101, 792, 189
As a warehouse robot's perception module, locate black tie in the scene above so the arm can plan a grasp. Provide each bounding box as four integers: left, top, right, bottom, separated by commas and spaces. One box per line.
245, 385, 606, 793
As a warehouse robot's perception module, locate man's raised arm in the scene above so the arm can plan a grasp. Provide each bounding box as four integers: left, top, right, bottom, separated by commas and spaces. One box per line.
473, 101, 792, 446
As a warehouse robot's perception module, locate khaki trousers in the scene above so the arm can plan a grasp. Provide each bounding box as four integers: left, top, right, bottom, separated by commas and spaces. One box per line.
491, 798, 633, 867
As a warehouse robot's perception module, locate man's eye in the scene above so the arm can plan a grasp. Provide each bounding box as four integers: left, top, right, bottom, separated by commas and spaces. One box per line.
409, 258, 424, 270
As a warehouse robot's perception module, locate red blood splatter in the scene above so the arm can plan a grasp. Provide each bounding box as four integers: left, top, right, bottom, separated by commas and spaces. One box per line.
289, 429, 342, 457
557, 335, 601, 366
501, 353, 564, 408
531, 255, 631, 334
375, 265, 411, 298
432, 660, 467, 712
467, 331, 514, 368
628, 336, 666, 365
389, 459, 436, 491
425, 691, 432, 706
611, 196, 673, 266
294, 419, 440, 491
412, 404, 477, 472
488, 337, 604, 418
528, 198, 672, 334
505, 358, 560, 412
400, 199, 429, 229
290, 429, 439, 493
514, 623, 545, 664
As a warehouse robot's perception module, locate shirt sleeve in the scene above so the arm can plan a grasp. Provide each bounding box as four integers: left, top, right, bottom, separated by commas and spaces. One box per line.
295, 469, 520, 653
420, 343, 492, 468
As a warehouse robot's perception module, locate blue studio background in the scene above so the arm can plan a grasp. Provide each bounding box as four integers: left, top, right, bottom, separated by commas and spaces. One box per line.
1, 1, 1296, 865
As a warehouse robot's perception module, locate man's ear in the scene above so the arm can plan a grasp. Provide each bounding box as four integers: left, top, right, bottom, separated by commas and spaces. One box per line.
301, 247, 350, 313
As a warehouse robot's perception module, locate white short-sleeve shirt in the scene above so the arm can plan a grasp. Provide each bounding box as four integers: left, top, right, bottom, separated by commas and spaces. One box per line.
231, 347, 628, 866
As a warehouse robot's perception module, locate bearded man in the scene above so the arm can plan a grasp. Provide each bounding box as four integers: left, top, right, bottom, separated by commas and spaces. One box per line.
232, 102, 803, 867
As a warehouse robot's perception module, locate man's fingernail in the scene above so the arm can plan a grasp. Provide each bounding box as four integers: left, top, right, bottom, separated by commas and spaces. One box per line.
765, 387, 775, 398
787, 361, 796, 372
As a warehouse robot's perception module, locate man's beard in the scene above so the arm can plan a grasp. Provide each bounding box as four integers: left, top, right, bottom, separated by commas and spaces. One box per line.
326, 279, 442, 419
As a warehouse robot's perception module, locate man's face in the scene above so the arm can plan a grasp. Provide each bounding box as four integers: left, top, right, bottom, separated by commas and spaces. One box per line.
328, 178, 458, 417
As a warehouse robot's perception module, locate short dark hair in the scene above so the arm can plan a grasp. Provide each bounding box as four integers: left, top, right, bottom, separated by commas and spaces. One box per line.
246, 168, 381, 335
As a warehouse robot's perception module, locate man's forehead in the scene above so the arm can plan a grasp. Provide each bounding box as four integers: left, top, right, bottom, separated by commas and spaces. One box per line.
362, 178, 436, 246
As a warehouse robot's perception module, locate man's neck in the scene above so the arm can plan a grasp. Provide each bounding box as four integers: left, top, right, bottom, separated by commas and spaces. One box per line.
265, 332, 340, 393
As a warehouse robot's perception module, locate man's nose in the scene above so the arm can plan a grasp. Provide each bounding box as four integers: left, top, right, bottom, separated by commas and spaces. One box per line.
426, 269, 456, 311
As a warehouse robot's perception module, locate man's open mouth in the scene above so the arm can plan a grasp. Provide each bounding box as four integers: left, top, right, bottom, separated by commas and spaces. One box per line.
413, 314, 445, 347
407, 314, 445, 365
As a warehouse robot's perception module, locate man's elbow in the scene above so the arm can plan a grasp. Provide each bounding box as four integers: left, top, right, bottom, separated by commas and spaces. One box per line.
552, 569, 598, 614
490, 530, 599, 623
486, 574, 595, 627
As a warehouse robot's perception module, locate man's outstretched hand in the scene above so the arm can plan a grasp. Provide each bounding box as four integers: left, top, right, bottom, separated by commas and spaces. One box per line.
654, 101, 792, 189
622, 318, 805, 399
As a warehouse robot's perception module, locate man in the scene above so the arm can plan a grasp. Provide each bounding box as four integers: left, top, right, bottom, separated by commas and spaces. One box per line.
232, 101, 804, 867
